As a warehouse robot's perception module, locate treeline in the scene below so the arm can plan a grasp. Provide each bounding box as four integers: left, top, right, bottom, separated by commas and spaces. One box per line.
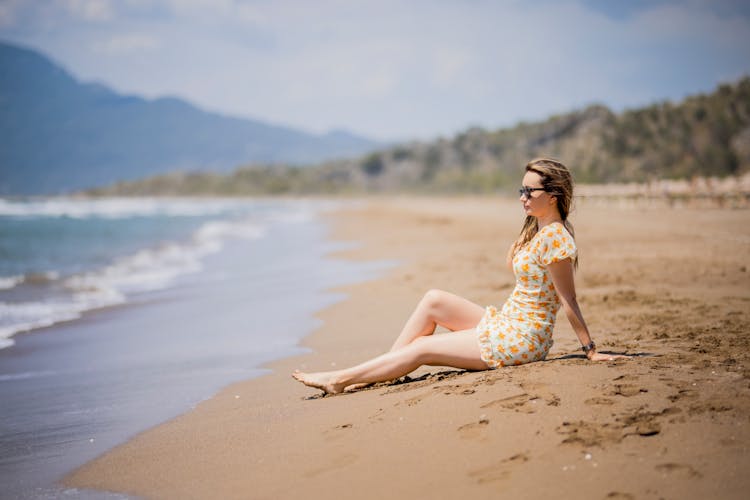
89, 77, 750, 196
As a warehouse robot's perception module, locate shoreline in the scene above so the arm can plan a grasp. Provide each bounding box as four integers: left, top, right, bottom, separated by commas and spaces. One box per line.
0, 200, 383, 499
65, 196, 750, 499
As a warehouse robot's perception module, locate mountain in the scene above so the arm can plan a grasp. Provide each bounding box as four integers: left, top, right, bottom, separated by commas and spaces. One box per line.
4, 42, 747, 197
89, 76, 750, 196
0, 41, 380, 194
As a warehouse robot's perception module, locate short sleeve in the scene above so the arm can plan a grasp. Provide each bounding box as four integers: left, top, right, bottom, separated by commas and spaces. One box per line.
538, 224, 577, 265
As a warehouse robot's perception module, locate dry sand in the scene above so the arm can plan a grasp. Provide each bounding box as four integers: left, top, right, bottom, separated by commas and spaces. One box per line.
66, 196, 750, 499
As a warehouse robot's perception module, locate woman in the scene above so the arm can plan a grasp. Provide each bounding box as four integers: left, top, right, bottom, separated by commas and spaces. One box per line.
293, 158, 625, 395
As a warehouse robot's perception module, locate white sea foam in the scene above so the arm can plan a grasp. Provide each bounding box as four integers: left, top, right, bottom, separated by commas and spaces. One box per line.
0, 210, 272, 349
0, 301, 85, 348
0, 370, 57, 382
66, 217, 266, 297
0, 197, 257, 219
0, 275, 24, 290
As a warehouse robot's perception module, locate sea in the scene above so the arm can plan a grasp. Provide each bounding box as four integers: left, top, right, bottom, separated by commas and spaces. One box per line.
0, 197, 389, 499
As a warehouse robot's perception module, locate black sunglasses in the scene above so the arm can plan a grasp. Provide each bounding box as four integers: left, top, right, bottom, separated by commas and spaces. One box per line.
518, 186, 546, 198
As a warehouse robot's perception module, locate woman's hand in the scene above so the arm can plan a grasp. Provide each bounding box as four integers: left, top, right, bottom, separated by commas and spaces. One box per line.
587, 350, 628, 361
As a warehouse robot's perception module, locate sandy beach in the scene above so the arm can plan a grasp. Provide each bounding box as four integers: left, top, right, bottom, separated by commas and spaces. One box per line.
65, 196, 750, 499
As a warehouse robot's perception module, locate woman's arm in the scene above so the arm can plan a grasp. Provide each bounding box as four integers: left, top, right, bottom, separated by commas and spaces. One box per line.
547, 259, 622, 361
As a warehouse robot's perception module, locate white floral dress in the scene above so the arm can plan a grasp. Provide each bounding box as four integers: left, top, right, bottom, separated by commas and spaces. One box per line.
476, 222, 577, 368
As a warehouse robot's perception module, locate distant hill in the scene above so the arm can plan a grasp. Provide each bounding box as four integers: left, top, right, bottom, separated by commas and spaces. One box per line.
91, 76, 750, 196
0, 41, 380, 194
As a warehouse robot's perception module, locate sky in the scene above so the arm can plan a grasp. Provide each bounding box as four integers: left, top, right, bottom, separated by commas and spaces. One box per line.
1, 0, 749, 142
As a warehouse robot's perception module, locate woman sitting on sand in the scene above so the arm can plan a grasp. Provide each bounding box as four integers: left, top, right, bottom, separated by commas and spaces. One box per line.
293, 158, 625, 394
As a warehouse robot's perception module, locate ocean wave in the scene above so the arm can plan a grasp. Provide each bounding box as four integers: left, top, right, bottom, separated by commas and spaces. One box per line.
0, 275, 25, 290
0, 215, 268, 349
0, 272, 62, 291
0, 300, 86, 348
0, 197, 257, 219
0, 370, 57, 382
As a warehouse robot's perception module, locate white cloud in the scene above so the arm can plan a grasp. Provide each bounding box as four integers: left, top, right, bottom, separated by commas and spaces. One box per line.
0, 0, 748, 140
92, 33, 160, 54
60, 0, 115, 22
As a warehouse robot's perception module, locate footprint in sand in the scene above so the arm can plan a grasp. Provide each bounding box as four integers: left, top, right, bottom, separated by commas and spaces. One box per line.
520, 382, 561, 406
303, 453, 359, 478
617, 406, 681, 437
655, 462, 702, 478
481, 393, 538, 414
322, 423, 355, 442
606, 374, 649, 397
556, 420, 623, 447
585, 396, 615, 406
437, 384, 477, 395
400, 390, 433, 407
369, 408, 386, 422
610, 384, 647, 397
457, 417, 490, 440
468, 452, 529, 484
667, 388, 699, 402
606, 493, 635, 500
480, 382, 560, 413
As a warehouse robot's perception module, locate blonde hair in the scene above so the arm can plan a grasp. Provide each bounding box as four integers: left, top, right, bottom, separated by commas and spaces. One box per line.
512, 158, 578, 268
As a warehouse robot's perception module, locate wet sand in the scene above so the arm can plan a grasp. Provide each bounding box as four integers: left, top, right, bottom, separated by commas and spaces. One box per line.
66, 196, 750, 499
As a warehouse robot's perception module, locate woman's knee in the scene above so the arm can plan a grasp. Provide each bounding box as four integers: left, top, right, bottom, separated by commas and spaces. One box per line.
422, 289, 448, 310
407, 340, 432, 365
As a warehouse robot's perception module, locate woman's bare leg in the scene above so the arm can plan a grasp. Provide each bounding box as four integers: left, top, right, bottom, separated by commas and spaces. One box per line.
292, 330, 488, 394
343, 290, 484, 391
389, 289, 485, 351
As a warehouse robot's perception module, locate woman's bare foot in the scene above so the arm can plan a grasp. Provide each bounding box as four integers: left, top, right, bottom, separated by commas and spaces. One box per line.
292, 370, 347, 394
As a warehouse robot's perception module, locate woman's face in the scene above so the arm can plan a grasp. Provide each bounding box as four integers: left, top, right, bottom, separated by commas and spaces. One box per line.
520, 171, 556, 218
